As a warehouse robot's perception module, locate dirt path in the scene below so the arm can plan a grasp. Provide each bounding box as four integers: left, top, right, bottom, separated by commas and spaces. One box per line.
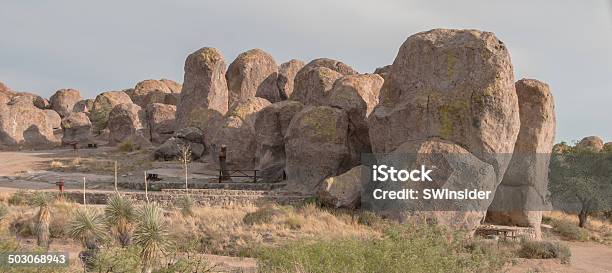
506, 242, 612, 273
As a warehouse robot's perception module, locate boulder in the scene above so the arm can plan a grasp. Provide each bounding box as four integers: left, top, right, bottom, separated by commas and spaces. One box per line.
154, 127, 206, 160
129, 79, 182, 107
50, 89, 82, 117
176, 47, 229, 130
91, 91, 133, 132
146, 103, 176, 144
254, 101, 304, 182
163, 93, 180, 106
34, 97, 50, 109
276, 59, 305, 99
373, 65, 392, 80
604, 142, 612, 152
298, 58, 358, 76
107, 103, 149, 145
575, 136, 604, 152
73, 99, 94, 113
44, 110, 62, 130
285, 106, 352, 193
226, 49, 280, 104
211, 97, 271, 169
486, 79, 556, 239
290, 67, 343, 106
317, 165, 365, 209
61, 112, 92, 144
368, 29, 520, 182
0, 102, 58, 147
0, 93, 10, 105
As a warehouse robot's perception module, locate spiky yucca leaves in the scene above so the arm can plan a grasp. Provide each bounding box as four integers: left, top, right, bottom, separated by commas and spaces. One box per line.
69, 207, 106, 250
105, 194, 136, 247
134, 203, 171, 273
175, 195, 195, 217
32, 192, 53, 248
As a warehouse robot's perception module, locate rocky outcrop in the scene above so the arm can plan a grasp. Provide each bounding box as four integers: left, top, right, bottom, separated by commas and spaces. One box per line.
373, 65, 392, 80
290, 58, 357, 106
50, 89, 82, 117
44, 110, 62, 130
328, 74, 383, 165
276, 59, 304, 100
154, 127, 206, 160
487, 79, 556, 239
176, 47, 229, 131
34, 97, 50, 110
107, 103, 149, 145
211, 97, 271, 169
146, 103, 176, 144
61, 112, 92, 144
73, 99, 94, 113
368, 29, 520, 182
0, 102, 58, 147
254, 101, 304, 182
129, 79, 181, 107
576, 136, 604, 152
317, 165, 365, 209
226, 49, 280, 104
285, 106, 352, 193
91, 91, 133, 132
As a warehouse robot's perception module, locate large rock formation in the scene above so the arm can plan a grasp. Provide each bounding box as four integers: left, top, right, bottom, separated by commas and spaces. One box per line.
154, 127, 205, 161
176, 47, 229, 133
129, 79, 181, 107
226, 49, 280, 104
368, 29, 520, 181
254, 101, 304, 182
211, 97, 271, 169
486, 79, 556, 239
91, 91, 133, 132
317, 165, 365, 209
328, 74, 383, 165
50, 89, 82, 117
276, 59, 305, 100
285, 106, 352, 193
373, 65, 392, 80
107, 103, 149, 145
0, 102, 58, 147
575, 136, 604, 152
61, 112, 92, 144
290, 58, 357, 106
146, 103, 176, 144
44, 110, 62, 130
73, 99, 94, 113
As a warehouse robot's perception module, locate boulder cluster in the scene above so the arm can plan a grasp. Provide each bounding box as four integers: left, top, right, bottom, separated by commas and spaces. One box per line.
1, 28, 570, 236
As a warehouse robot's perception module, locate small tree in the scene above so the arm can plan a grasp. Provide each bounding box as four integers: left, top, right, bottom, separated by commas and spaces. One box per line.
32, 192, 53, 248
549, 145, 612, 227
177, 144, 192, 194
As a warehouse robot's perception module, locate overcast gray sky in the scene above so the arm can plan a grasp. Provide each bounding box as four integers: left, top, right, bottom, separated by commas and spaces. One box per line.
1, 0, 611, 142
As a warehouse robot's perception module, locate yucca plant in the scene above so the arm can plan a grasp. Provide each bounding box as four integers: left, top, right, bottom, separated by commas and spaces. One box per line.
105, 194, 135, 247
175, 195, 195, 217
133, 203, 171, 273
32, 192, 53, 248
69, 207, 106, 250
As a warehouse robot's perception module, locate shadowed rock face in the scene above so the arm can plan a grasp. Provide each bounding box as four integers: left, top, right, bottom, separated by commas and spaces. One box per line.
276, 59, 305, 100
128, 79, 182, 107
487, 79, 556, 239
61, 112, 92, 144
50, 89, 82, 117
290, 58, 357, 106
146, 103, 176, 144
0, 102, 58, 147
226, 49, 280, 104
107, 103, 149, 145
176, 47, 229, 131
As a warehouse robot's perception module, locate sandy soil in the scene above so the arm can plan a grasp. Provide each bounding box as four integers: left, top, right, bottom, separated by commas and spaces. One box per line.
504, 242, 612, 273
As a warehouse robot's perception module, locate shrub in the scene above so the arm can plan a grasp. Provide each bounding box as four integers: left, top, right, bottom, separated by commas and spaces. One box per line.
134, 203, 171, 273
105, 194, 136, 247
518, 240, 571, 264
118, 138, 137, 152
91, 246, 141, 273
69, 207, 106, 249
0, 203, 7, 223
8, 190, 28, 206
284, 216, 303, 230
357, 211, 385, 227
552, 219, 589, 241
257, 224, 507, 273
243, 205, 284, 226
175, 195, 195, 217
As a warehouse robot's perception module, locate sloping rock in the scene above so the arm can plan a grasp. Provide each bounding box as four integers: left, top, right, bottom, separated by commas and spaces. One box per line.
373, 65, 392, 80
129, 79, 182, 107
176, 47, 229, 130
211, 97, 271, 169
575, 136, 604, 152
34, 97, 50, 109
299, 58, 358, 76
73, 99, 94, 113
107, 103, 149, 145
290, 67, 343, 106
487, 79, 556, 239
285, 106, 351, 193
91, 91, 133, 132
154, 127, 206, 160
146, 103, 176, 144
61, 112, 92, 144
368, 29, 520, 182
44, 110, 62, 130
0, 93, 10, 105
277, 59, 305, 99
226, 49, 279, 104
50, 89, 82, 117
0, 102, 58, 147
254, 101, 304, 182
317, 165, 365, 209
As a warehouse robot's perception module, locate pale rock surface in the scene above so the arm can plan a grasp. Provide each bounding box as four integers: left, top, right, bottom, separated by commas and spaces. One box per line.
107, 103, 149, 145
61, 112, 92, 144
50, 89, 82, 117
146, 103, 176, 144
317, 165, 365, 209
226, 49, 280, 104
276, 59, 305, 100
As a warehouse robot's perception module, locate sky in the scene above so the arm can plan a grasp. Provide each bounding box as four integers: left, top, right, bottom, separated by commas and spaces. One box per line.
0, 0, 611, 143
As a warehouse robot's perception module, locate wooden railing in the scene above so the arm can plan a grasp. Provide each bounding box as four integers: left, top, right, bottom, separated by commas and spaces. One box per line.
218, 169, 260, 183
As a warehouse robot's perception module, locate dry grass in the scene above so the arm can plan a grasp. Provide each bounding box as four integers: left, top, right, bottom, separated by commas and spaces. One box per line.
167, 203, 378, 256
47, 150, 152, 174
543, 211, 612, 244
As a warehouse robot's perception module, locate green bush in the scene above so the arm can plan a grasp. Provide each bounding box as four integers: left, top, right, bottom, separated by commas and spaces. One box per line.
552, 219, 589, 241
118, 138, 137, 152
257, 224, 507, 273
8, 190, 28, 206
357, 211, 385, 227
0, 203, 7, 222
518, 240, 571, 264
284, 216, 303, 230
243, 205, 284, 226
